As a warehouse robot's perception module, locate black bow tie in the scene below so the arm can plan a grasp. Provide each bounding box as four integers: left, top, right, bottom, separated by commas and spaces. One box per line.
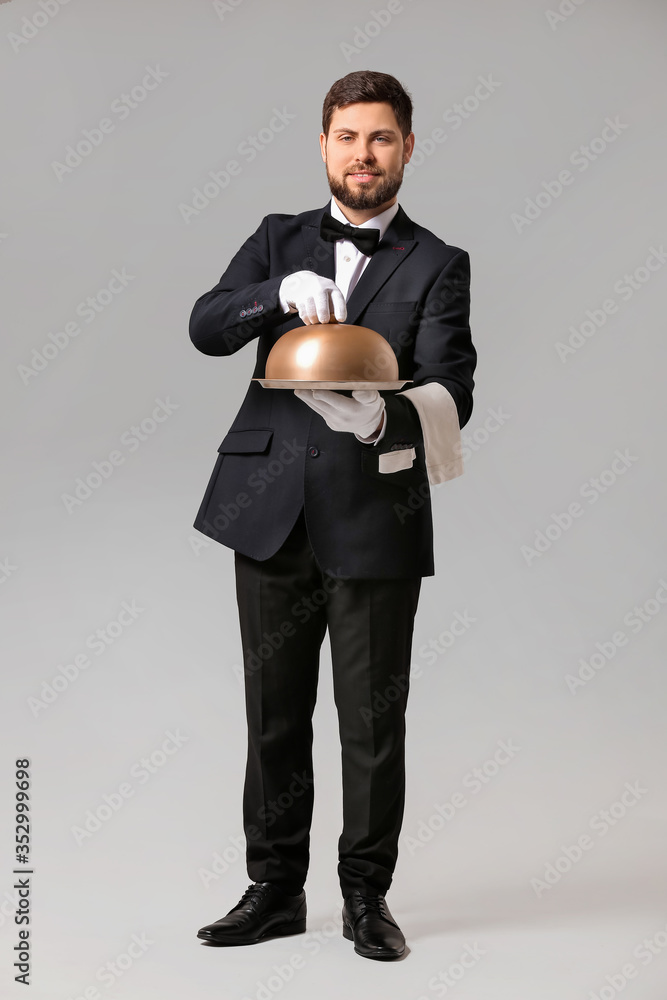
319, 211, 381, 257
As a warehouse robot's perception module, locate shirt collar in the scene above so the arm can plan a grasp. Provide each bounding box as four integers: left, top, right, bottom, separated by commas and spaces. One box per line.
328, 196, 399, 243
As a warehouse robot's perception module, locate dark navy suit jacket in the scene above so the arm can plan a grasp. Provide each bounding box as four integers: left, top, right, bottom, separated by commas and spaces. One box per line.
188, 201, 476, 578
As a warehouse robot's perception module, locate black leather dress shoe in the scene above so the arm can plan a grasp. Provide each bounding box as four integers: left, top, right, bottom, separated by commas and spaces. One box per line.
197, 882, 306, 945
342, 890, 405, 960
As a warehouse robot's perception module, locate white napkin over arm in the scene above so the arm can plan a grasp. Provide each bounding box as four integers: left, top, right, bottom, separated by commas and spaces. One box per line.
397, 382, 463, 484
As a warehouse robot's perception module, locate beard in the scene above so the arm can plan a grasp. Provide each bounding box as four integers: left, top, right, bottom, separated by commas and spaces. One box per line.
325, 161, 404, 211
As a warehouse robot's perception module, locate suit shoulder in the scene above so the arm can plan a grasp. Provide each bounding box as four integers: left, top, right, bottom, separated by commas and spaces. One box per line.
261, 206, 323, 228
411, 220, 468, 261
246, 208, 321, 247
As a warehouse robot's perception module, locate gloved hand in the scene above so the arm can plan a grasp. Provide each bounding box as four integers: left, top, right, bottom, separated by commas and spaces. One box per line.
294, 388, 385, 440
279, 270, 347, 325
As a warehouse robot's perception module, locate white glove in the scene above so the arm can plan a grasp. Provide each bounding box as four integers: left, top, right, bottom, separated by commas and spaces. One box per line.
294, 388, 385, 440
279, 270, 347, 325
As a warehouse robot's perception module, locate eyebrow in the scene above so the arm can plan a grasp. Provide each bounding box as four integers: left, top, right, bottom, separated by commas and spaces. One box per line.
331, 127, 399, 137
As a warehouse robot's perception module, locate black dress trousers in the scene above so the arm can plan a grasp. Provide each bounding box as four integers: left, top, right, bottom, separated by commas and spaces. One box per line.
234, 506, 421, 898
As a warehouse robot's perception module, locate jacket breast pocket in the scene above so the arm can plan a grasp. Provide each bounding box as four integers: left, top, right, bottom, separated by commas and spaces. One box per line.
363, 302, 419, 352
218, 428, 274, 454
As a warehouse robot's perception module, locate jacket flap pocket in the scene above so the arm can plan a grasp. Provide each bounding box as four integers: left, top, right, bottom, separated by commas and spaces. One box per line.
218, 428, 274, 454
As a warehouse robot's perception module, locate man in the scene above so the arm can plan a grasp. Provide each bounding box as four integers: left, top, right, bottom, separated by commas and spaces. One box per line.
190, 70, 476, 961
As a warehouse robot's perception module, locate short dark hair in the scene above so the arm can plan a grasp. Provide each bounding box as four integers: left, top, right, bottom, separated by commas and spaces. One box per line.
322, 70, 413, 141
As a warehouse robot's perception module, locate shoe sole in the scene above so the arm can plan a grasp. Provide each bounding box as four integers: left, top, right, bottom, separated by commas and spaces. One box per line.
197, 917, 307, 946
342, 921, 405, 960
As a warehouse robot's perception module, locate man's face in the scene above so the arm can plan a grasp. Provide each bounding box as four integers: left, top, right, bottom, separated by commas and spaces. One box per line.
320, 102, 414, 212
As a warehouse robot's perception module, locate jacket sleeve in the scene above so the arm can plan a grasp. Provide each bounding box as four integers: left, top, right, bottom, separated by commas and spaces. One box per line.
373, 248, 476, 477
189, 215, 294, 357
405, 248, 476, 428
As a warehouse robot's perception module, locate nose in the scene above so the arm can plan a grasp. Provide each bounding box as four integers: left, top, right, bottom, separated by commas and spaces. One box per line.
353, 139, 376, 163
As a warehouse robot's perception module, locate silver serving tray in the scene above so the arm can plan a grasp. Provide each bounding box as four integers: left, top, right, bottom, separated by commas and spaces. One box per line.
254, 379, 412, 390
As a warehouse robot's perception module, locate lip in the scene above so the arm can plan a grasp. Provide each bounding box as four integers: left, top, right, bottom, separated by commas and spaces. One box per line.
348, 172, 378, 182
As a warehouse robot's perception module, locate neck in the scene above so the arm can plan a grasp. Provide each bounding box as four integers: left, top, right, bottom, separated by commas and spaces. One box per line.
333, 195, 396, 226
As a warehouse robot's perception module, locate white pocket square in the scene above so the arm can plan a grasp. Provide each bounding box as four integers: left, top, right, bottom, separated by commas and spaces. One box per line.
378, 447, 416, 473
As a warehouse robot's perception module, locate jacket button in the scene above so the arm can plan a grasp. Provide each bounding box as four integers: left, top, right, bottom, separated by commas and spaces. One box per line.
308, 446, 319, 457
240, 309, 246, 317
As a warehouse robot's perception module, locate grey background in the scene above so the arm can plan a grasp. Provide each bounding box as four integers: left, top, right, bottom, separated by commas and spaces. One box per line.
1, 0, 666, 997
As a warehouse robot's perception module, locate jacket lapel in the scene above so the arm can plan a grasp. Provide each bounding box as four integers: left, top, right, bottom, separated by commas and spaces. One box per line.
300, 203, 418, 326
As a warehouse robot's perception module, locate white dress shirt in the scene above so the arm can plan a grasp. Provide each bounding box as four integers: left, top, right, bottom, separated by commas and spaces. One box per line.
327, 196, 400, 302
281, 197, 465, 482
